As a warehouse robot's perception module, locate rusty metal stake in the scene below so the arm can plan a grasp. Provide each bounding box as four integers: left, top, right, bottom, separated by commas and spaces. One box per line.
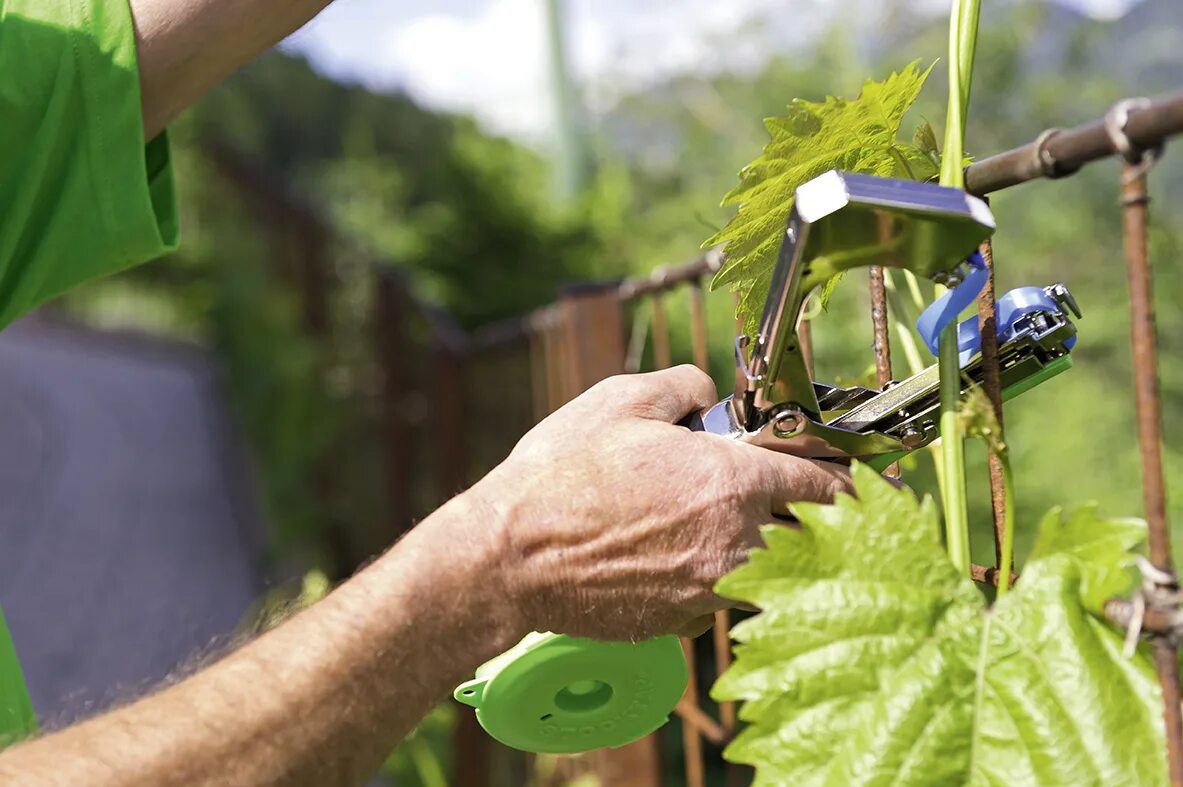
868, 266, 893, 386
970, 563, 1019, 588
975, 239, 1009, 567
868, 265, 898, 478
1120, 158, 1183, 787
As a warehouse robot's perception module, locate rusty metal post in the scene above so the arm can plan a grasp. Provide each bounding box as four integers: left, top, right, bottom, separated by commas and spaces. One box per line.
975, 239, 1009, 566
868, 267, 893, 386
868, 265, 897, 478
1120, 159, 1183, 786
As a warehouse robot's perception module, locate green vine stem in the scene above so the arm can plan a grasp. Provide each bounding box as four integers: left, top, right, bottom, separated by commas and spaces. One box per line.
936, 0, 982, 574
938, 339, 970, 572
883, 270, 946, 496
883, 271, 928, 375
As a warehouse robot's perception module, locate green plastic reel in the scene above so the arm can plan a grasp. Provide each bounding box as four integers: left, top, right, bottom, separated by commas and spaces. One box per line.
453, 632, 688, 754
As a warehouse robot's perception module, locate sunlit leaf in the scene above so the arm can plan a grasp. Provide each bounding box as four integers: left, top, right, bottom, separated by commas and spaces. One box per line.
713, 464, 1165, 787
706, 62, 935, 334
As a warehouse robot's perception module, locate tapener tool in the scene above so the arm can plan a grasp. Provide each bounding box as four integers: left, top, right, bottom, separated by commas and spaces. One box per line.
453, 170, 1081, 755
687, 170, 1079, 471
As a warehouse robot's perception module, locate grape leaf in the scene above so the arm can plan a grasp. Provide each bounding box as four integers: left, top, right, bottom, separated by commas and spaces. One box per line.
713, 464, 1166, 787
705, 61, 936, 334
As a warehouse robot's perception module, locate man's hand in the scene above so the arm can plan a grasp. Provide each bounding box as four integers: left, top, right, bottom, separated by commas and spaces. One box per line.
473, 365, 852, 642
0, 366, 852, 786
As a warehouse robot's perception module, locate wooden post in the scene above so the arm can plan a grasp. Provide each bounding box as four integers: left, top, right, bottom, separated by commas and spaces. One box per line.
560, 283, 627, 394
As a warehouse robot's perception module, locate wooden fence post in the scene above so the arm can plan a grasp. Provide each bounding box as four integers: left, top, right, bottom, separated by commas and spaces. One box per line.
559, 283, 627, 395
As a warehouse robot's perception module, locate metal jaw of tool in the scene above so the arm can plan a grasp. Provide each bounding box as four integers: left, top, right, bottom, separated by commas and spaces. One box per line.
691, 170, 1079, 464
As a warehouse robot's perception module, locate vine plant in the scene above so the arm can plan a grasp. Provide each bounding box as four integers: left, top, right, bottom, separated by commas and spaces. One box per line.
705, 1, 1167, 784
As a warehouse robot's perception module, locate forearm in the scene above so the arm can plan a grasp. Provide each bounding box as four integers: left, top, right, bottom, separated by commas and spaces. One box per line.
0, 492, 522, 787
128, 0, 332, 136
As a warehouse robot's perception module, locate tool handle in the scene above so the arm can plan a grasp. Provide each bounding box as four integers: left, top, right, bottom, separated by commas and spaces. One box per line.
677, 410, 706, 431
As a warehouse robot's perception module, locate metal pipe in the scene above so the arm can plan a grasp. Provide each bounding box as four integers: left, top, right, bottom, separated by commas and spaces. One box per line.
965, 91, 1183, 195
620, 250, 723, 301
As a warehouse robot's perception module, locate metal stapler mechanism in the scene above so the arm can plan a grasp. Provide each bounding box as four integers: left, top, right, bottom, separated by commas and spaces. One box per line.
686, 170, 1080, 471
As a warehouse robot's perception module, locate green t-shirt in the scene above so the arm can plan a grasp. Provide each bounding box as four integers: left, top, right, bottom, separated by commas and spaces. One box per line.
0, 0, 179, 745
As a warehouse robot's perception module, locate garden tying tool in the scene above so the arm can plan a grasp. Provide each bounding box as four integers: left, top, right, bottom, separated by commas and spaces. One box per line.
685, 170, 1080, 472
453, 170, 1082, 755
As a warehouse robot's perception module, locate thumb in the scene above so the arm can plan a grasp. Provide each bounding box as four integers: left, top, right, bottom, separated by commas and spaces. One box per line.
614, 365, 718, 423
753, 451, 854, 517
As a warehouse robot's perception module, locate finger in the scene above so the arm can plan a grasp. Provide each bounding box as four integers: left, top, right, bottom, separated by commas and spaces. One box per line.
615, 365, 718, 423
755, 453, 854, 514
673, 613, 716, 639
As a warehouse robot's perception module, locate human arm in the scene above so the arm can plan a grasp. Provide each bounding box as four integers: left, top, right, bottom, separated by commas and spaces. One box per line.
127, 0, 333, 137
0, 366, 852, 786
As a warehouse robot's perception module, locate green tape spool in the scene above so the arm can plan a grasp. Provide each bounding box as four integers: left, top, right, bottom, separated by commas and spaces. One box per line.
454, 632, 688, 754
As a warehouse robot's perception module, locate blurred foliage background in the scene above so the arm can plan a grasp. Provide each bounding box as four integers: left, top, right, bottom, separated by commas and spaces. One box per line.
51, 0, 1182, 783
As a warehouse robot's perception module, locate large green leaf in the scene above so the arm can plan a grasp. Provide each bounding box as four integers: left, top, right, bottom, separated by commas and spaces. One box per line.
705, 62, 937, 334
713, 464, 1166, 786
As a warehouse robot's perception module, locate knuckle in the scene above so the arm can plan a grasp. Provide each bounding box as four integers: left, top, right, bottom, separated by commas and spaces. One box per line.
672, 364, 716, 399
596, 373, 649, 403
815, 467, 852, 501
673, 362, 711, 384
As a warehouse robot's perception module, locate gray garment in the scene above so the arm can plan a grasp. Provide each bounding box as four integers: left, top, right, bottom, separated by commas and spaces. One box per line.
0, 316, 267, 726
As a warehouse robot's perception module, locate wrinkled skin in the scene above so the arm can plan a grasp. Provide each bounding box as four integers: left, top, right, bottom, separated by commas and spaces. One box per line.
470, 364, 853, 642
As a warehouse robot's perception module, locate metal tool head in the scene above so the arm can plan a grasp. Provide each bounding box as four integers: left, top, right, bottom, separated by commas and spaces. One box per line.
693, 280, 1080, 465
741, 170, 996, 421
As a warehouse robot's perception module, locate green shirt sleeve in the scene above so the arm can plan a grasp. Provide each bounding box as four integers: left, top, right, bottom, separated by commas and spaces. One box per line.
0, 0, 179, 743
0, 0, 180, 330
0, 607, 35, 747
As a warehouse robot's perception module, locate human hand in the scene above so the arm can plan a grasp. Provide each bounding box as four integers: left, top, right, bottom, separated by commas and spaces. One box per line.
467, 365, 853, 642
